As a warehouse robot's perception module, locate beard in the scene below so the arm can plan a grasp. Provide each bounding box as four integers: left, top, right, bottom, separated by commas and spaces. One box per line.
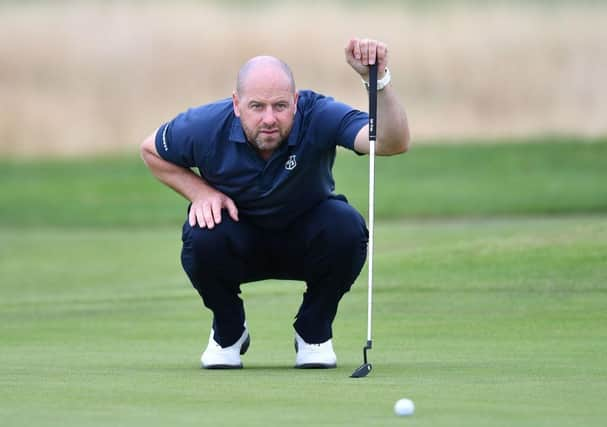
243, 123, 293, 153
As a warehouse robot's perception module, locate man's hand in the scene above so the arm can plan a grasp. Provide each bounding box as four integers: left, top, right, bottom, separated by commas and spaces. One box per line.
189, 188, 239, 229
344, 37, 410, 155
140, 131, 240, 230
345, 38, 389, 80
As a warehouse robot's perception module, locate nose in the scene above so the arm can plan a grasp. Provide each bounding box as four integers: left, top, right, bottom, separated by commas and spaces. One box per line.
262, 106, 277, 126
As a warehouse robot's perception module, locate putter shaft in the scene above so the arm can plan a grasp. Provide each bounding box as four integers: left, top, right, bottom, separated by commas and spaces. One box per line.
351, 63, 378, 379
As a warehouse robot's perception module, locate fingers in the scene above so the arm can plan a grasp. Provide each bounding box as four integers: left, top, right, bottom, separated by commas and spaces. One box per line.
189, 202, 216, 229
189, 195, 239, 229
211, 199, 223, 225
376, 43, 388, 70
346, 37, 389, 67
361, 39, 377, 65
344, 38, 358, 62
190, 201, 217, 229
203, 202, 216, 228
225, 198, 240, 222
189, 202, 213, 229
188, 205, 197, 227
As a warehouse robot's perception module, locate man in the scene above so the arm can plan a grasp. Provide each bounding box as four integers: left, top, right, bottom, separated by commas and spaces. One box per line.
141, 37, 410, 369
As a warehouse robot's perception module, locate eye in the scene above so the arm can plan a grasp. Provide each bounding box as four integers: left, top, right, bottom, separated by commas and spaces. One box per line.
275, 103, 288, 112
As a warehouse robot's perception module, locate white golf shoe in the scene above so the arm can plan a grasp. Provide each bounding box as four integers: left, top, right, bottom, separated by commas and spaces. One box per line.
294, 332, 337, 369
201, 328, 250, 369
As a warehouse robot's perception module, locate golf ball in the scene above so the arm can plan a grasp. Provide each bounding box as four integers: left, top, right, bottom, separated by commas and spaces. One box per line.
394, 398, 415, 416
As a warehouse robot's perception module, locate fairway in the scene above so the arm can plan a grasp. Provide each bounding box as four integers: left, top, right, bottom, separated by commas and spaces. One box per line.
2, 216, 606, 426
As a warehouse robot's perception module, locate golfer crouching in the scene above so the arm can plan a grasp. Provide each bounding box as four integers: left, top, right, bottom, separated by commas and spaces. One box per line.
140, 37, 410, 369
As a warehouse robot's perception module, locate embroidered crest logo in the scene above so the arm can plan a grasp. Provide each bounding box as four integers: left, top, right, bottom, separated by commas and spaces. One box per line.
285, 154, 297, 170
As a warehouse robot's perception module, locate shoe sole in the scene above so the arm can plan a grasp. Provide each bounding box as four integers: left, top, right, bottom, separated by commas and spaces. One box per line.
294, 363, 337, 369
204, 363, 243, 369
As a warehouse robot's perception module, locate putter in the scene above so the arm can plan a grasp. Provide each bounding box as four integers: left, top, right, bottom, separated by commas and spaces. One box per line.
351, 62, 378, 379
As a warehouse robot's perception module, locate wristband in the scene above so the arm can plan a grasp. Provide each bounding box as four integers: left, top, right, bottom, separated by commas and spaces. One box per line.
362, 67, 391, 91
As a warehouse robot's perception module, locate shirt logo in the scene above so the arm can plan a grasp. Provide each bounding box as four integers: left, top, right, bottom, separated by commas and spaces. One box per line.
285, 155, 297, 171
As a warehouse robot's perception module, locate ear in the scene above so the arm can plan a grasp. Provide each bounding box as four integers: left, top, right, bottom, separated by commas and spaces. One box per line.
293, 91, 299, 115
232, 91, 241, 117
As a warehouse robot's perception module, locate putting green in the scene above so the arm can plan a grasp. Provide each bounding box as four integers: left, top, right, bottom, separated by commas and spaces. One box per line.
2, 216, 605, 426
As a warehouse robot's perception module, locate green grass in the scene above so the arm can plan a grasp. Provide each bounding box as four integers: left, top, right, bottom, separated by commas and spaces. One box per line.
1, 138, 606, 227
1, 139, 606, 426
337, 137, 607, 219
1, 217, 606, 426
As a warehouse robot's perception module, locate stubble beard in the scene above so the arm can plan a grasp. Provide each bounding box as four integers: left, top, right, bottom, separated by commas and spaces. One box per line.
253, 134, 281, 152
247, 124, 293, 154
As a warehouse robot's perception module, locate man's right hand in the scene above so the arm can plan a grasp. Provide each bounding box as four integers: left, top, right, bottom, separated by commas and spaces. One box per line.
189, 189, 239, 229
140, 130, 239, 230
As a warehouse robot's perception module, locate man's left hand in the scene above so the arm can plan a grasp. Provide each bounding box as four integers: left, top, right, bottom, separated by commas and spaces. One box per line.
344, 37, 389, 80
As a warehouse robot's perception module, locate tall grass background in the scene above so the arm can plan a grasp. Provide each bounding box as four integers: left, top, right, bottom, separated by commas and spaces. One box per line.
1, 0, 606, 156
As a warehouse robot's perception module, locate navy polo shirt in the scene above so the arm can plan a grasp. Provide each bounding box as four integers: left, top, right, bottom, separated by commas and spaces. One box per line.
155, 90, 368, 229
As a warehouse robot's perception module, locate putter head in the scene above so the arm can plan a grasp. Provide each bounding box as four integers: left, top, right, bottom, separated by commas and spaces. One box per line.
350, 363, 372, 378
350, 340, 373, 378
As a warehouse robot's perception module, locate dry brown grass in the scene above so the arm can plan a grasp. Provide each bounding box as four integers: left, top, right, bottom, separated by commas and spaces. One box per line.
1, 2, 606, 156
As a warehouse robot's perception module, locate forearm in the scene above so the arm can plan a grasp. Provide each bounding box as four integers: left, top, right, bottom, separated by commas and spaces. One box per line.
140, 138, 213, 203
376, 83, 410, 155
345, 37, 411, 156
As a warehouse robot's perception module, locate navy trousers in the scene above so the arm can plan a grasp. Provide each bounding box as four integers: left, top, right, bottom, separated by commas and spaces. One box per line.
180, 196, 369, 347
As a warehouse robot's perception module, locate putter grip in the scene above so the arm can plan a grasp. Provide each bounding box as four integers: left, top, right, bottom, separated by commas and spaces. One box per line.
368, 63, 378, 141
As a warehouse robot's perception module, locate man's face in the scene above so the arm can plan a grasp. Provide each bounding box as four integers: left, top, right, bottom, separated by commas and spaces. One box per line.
233, 66, 298, 157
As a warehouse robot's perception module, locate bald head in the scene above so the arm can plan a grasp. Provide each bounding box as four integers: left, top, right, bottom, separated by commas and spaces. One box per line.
236, 56, 296, 96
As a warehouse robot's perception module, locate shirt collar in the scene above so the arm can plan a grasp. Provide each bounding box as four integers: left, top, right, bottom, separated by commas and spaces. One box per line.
229, 118, 247, 143
229, 113, 301, 147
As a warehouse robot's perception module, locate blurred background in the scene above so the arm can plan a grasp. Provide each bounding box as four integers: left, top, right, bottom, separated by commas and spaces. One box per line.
1, 0, 606, 157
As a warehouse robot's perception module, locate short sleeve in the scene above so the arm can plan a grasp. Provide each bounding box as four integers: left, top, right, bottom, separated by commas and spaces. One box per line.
154, 109, 199, 168
309, 95, 368, 153
335, 108, 368, 152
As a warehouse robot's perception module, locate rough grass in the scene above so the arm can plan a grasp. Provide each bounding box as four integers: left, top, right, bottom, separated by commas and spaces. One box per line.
1, 1, 606, 156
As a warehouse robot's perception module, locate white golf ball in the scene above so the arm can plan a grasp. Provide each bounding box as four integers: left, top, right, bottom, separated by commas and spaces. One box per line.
394, 398, 415, 416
